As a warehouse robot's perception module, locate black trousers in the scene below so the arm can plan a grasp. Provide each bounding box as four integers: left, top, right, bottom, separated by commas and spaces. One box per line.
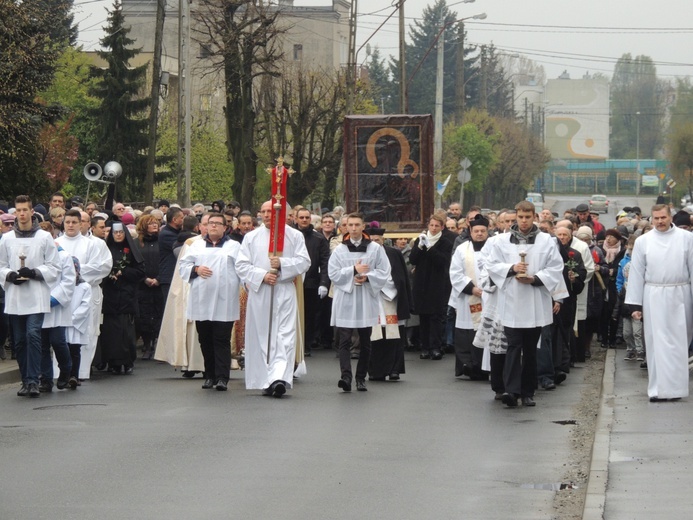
303, 286, 320, 350
419, 313, 445, 353
68, 343, 81, 379
490, 353, 506, 395
454, 327, 484, 377
337, 327, 371, 382
503, 326, 542, 398
195, 320, 233, 382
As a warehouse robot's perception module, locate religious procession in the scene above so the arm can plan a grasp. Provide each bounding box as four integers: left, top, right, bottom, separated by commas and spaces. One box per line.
2, 176, 693, 407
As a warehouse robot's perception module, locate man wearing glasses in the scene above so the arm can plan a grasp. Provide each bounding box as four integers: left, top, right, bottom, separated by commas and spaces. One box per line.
179, 213, 241, 391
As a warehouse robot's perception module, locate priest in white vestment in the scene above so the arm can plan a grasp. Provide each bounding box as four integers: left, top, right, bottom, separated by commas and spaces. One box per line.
626, 205, 693, 401
483, 201, 567, 408
449, 214, 489, 380
236, 201, 310, 397
57, 212, 113, 379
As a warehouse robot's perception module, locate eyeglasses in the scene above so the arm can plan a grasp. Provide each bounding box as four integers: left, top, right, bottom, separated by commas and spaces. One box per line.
208, 221, 225, 227
2, 222, 13, 227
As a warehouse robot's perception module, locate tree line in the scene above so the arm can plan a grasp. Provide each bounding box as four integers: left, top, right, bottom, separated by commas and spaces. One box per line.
2, 0, 692, 209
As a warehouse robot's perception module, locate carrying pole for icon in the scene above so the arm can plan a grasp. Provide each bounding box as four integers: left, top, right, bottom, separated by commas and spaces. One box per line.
265, 156, 294, 364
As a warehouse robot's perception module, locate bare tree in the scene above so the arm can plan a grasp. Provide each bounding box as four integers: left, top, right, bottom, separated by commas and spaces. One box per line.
193, 0, 285, 209
257, 65, 346, 207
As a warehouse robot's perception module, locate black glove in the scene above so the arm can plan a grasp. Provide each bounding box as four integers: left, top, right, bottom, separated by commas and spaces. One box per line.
18, 267, 37, 279
7, 272, 26, 285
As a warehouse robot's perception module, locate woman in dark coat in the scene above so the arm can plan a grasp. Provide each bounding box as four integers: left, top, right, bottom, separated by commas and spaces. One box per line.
135, 215, 164, 360
101, 222, 145, 374
598, 228, 626, 348
409, 214, 453, 360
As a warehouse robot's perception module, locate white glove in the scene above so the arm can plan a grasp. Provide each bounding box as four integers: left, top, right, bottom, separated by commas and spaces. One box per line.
418, 233, 428, 248
318, 286, 328, 299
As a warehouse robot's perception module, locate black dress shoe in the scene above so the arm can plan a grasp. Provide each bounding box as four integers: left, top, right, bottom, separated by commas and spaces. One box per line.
419, 352, 431, 360
542, 382, 556, 391
202, 378, 215, 389
56, 379, 69, 390
430, 349, 443, 360
522, 396, 536, 407
389, 373, 400, 381
68, 376, 79, 390
182, 371, 197, 379
215, 379, 228, 391
355, 379, 367, 391
38, 380, 53, 393
554, 372, 567, 385
494, 392, 504, 401
28, 383, 40, 398
369, 376, 386, 381
262, 387, 273, 396
272, 381, 286, 398
17, 384, 29, 397
338, 378, 351, 392
501, 393, 518, 407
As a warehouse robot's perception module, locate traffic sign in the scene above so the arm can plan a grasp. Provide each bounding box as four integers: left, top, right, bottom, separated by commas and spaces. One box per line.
460, 157, 472, 170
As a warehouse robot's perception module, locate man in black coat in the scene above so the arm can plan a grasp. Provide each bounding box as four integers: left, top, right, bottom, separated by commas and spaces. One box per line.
158, 207, 184, 302
296, 208, 330, 356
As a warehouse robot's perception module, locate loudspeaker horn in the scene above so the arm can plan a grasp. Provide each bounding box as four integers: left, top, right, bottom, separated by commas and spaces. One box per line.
103, 161, 123, 181
83, 162, 103, 182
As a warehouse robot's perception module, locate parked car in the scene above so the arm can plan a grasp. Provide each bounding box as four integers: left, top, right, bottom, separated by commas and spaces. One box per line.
526, 192, 544, 212
589, 194, 609, 213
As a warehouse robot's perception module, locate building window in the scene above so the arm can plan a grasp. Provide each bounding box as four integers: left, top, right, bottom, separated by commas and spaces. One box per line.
293, 44, 303, 61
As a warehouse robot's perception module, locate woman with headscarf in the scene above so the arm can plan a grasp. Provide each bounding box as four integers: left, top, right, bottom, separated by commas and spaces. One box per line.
599, 228, 625, 348
100, 222, 145, 374
135, 215, 164, 360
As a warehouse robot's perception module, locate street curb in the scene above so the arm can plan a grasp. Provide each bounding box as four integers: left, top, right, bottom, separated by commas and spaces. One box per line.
582, 349, 615, 520
0, 362, 20, 386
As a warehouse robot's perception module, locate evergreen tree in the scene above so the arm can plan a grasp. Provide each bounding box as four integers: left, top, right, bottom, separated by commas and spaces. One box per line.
89, 1, 150, 202
478, 44, 513, 118
365, 47, 392, 113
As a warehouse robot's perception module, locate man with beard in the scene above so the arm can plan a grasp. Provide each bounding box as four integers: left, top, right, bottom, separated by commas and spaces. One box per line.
449, 214, 489, 380
538, 226, 586, 390
294, 208, 330, 356
483, 201, 567, 408
626, 205, 693, 401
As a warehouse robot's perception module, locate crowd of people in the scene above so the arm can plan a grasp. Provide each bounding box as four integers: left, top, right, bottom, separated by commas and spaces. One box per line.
1, 191, 691, 404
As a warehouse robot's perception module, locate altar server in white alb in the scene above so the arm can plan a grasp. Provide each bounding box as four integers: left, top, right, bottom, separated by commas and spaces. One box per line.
65, 257, 92, 389
626, 204, 693, 402
56, 209, 112, 379
0, 195, 60, 398
328, 212, 391, 393
236, 201, 310, 398
179, 212, 241, 392
449, 214, 489, 380
483, 200, 567, 408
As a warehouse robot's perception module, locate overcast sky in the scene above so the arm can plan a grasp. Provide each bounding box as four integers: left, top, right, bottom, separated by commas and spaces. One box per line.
74, 0, 693, 82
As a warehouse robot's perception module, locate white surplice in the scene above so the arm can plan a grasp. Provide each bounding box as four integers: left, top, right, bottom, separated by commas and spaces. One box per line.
236, 225, 310, 390
57, 233, 113, 378
328, 240, 391, 328
42, 248, 76, 328
483, 230, 567, 328
65, 282, 92, 346
179, 237, 241, 322
571, 236, 594, 324
449, 240, 486, 330
625, 225, 693, 399
0, 229, 60, 315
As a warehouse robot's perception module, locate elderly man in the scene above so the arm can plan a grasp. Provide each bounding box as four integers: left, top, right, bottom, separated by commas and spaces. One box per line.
626, 205, 693, 401
449, 214, 489, 380
236, 201, 310, 398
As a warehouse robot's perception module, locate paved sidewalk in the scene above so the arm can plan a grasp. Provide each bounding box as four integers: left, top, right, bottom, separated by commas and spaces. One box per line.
585, 349, 693, 519
0, 357, 19, 385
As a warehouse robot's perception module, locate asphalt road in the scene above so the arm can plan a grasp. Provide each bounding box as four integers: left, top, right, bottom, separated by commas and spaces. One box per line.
547, 194, 658, 229
0, 349, 593, 520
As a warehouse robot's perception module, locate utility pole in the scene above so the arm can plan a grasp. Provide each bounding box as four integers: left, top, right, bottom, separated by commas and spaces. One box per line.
480, 44, 487, 110
398, 0, 407, 113
346, 0, 358, 115
145, 0, 166, 206
433, 18, 444, 187
177, 0, 191, 206
454, 21, 465, 123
